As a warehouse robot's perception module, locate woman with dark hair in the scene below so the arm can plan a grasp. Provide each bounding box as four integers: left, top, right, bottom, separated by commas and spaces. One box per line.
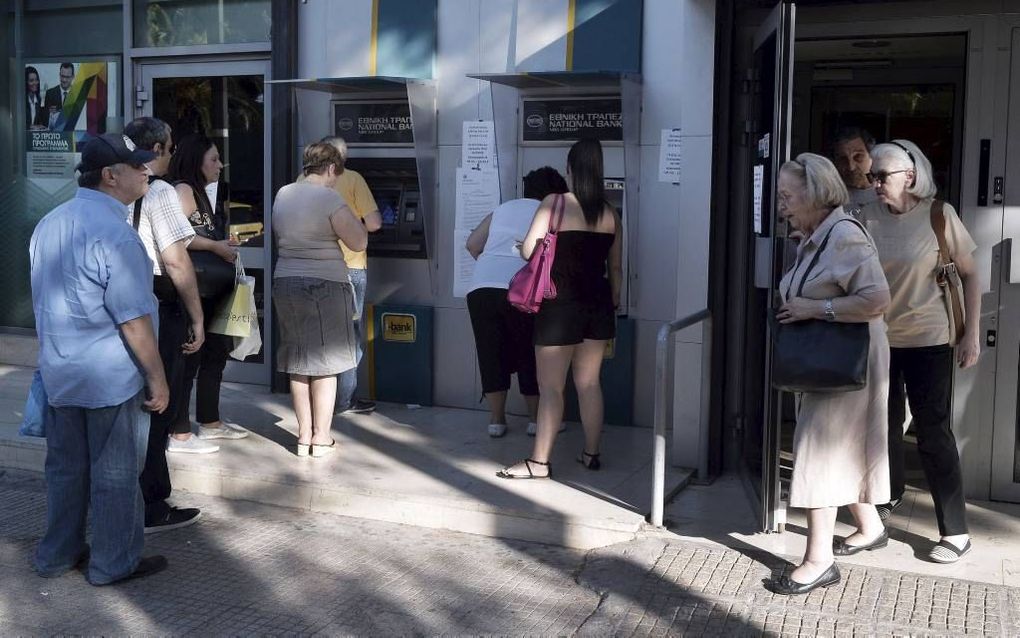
25, 66, 47, 129
273, 142, 367, 457
465, 167, 568, 438
166, 133, 248, 452
497, 139, 622, 479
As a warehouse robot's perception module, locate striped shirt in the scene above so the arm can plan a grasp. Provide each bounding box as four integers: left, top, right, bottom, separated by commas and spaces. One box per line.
127, 178, 195, 275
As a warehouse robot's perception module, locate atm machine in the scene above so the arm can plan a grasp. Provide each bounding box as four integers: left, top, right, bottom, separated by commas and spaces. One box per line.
468, 73, 642, 425
278, 77, 438, 403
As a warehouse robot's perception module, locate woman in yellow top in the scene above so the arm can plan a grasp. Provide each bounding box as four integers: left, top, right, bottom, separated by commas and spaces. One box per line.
860, 139, 981, 563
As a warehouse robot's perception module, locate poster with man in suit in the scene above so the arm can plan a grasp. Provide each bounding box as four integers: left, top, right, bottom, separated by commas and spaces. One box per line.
25, 60, 118, 187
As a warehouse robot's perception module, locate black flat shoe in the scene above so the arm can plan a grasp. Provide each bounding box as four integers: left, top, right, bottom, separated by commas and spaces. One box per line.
833, 529, 888, 556
577, 451, 601, 471
767, 563, 840, 595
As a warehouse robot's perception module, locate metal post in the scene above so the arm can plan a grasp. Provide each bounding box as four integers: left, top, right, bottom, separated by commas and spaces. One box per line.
650, 308, 710, 528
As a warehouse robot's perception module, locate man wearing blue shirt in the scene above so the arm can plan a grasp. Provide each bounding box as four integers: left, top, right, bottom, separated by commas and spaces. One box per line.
30, 133, 171, 586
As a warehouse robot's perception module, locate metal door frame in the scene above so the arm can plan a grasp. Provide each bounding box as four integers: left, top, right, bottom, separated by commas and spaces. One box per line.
136, 58, 273, 385
739, 0, 796, 534
990, 24, 1020, 502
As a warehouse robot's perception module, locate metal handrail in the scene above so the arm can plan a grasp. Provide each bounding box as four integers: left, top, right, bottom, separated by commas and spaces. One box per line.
650, 308, 711, 528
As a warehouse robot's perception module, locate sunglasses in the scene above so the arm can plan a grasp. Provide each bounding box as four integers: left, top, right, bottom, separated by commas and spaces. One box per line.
866, 169, 910, 184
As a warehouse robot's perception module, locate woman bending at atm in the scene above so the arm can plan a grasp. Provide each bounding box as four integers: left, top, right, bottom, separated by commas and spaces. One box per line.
272, 142, 367, 457
497, 138, 622, 479
465, 166, 568, 438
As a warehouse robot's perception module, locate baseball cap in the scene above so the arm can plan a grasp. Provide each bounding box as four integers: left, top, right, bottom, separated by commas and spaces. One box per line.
76, 134, 156, 173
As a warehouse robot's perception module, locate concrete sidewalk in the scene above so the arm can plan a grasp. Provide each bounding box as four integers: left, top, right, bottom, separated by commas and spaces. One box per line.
0, 364, 691, 550
2, 468, 1019, 636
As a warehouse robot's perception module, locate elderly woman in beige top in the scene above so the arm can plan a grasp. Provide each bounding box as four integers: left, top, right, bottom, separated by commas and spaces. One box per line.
860, 140, 980, 564
272, 142, 366, 458
766, 153, 892, 596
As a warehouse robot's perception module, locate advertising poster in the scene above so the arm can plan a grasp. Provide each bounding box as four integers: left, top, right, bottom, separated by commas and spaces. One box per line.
25, 60, 119, 188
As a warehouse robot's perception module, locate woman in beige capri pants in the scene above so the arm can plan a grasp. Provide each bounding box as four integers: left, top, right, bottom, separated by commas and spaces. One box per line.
767, 153, 892, 596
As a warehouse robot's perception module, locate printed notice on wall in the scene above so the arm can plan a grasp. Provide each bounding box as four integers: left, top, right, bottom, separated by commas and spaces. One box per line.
454, 167, 500, 229
752, 165, 765, 235
453, 167, 501, 297
462, 120, 495, 169
658, 129, 682, 183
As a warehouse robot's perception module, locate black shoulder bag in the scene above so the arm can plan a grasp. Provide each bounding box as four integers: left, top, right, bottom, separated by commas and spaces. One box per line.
175, 181, 235, 301
770, 218, 871, 393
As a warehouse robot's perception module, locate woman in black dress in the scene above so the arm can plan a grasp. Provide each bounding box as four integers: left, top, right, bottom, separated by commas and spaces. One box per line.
498, 138, 623, 479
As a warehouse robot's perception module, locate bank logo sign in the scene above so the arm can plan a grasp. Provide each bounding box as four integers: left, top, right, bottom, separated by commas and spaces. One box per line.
382, 313, 416, 343
521, 97, 622, 143
332, 100, 414, 145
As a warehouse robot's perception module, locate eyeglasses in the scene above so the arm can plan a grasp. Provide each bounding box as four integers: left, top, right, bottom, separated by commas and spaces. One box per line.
866, 169, 910, 184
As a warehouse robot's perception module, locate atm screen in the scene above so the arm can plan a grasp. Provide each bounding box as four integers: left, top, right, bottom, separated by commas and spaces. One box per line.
374, 189, 402, 226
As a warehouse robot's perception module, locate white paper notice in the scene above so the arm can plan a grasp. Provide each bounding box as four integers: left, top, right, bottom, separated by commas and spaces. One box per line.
752, 165, 764, 235
452, 228, 476, 298
462, 120, 496, 169
658, 129, 682, 183
455, 167, 501, 230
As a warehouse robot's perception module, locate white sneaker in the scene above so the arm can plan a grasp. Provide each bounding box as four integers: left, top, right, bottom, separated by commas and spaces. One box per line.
488, 423, 507, 438
526, 422, 566, 436
197, 421, 250, 440
167, 435, 220, 454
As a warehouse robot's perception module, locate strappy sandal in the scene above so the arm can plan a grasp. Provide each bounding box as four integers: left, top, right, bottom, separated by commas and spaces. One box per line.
496, 458, 551, 479
577, 451, 601, 471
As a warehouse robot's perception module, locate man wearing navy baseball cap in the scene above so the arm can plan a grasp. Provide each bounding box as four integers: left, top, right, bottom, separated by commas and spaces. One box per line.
30, 132, 171, 585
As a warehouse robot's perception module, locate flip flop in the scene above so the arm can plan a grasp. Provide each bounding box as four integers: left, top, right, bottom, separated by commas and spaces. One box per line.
928, 539, 971, 564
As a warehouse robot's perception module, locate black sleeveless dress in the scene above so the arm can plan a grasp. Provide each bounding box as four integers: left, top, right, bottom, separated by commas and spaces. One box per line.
534, 230, 616, 346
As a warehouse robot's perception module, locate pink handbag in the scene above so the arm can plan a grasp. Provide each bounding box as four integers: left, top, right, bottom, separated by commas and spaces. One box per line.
507, 194, 565, 314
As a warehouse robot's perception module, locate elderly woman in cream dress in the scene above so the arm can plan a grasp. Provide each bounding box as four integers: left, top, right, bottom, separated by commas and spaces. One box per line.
767, 153, 892, 596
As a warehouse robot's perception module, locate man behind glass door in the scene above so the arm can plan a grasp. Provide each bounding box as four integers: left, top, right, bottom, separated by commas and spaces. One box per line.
318, 136, 382, 414
831, 126, 879, 216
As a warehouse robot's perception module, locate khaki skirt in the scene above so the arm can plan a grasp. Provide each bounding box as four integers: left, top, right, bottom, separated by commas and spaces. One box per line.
273, 276, 357, 376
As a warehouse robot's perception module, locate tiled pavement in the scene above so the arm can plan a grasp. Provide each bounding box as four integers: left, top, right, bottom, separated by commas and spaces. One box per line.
2, 469, 1019, 636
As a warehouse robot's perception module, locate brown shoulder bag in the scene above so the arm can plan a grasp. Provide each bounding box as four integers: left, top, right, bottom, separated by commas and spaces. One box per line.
929, 200, 966, 346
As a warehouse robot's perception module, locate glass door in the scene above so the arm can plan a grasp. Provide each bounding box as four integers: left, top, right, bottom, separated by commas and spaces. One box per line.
991, 27, 1020, 503
137, 59, 271, 385
741, 1, 796, 532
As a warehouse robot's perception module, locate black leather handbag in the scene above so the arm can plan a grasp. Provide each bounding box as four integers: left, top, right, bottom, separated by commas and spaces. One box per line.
771, 218, 870, 394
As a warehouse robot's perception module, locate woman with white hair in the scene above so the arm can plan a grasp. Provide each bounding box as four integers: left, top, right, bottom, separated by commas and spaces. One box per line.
860, 140, 981, 563
766, 153, 892, 595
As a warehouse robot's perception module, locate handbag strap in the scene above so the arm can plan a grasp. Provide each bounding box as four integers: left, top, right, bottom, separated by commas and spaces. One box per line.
131, 175, 164, 230
546, 194, 565, 235
787, 216, 869, 299
929, 199, 965, 332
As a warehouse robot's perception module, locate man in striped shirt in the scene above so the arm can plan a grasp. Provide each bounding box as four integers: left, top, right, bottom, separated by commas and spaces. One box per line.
125, 117, 214, 534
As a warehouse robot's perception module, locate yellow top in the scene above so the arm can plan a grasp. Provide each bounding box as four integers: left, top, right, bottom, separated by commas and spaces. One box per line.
333, 168, 378, 270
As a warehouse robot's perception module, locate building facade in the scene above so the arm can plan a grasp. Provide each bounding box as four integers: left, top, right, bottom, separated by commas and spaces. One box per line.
2, 0, 1019, 533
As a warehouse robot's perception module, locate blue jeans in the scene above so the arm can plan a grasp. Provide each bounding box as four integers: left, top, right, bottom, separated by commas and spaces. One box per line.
35, 391, 149, 585
337, 268, 367, 409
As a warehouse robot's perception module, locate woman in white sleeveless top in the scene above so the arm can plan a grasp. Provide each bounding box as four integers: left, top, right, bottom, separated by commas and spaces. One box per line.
464, 167, 568, 438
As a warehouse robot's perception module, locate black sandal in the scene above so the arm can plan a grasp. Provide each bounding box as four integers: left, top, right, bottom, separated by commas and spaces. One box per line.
577, 451, 601, 471
496, 458, 552, 479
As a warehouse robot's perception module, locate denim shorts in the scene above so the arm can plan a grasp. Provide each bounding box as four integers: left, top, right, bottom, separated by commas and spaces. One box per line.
273, 276, 357, 376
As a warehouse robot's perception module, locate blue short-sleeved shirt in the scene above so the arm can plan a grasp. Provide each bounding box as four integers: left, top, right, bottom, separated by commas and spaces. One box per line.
30, 187, 157, 408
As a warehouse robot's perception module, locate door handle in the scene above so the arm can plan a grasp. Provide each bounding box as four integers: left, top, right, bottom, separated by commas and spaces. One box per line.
978, 139, 990, 206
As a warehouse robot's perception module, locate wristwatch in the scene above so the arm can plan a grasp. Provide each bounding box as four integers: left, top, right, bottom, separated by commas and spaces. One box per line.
824, 299, 836, 322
